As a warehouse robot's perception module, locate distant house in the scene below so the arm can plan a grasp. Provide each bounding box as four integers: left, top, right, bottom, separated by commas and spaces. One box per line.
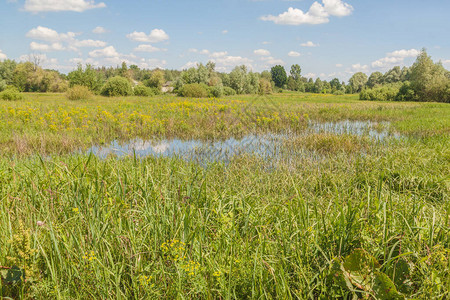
162, 81, 174, 93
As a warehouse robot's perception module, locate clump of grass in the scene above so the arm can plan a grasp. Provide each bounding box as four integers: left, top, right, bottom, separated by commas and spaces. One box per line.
66, 85, 93, 101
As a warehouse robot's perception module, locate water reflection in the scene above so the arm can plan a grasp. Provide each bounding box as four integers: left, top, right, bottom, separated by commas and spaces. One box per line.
87, 120, 401, 163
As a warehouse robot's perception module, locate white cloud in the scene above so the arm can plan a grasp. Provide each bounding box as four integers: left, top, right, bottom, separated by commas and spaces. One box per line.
322, 0, 353, 17
222, 30, 228, 34
304, 73, 316, 78
301, 41, 318, 47
138, 58, 167, 69
92, 26, 107, 34
351, 63, 369, 72
254, 49, 271, 56
72, 39, 107, 47
133, 44, 166, 53
288, 51, 301, 57
180, 61, 199, 70
24, 0, 106, 12
260, 0, 353, 25
0, 50, 7, 61
26, 26, 106, 52
30, 42, 65, 51
26, 26, 76, 42
214, 56, 253, 67
336, 63, 343, 67
371, 48, 420, 68
210, 51, 228, 58
387, 49, 420, 58
89, 46, 119, 57
126, 29, 169, 43
260, 56, 285, 65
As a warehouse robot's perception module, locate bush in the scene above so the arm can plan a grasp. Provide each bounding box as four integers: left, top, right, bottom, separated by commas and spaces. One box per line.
208, 86, 223, 98
359, 84, 401, 101
259, 78, 273, 95
395, 81, 417, 102
65, 85, 93, 101
223, 86, 236, 96
133, 85, 154, 97
178, 83, 208, 98
101, 76, 133, 97
333, 90, 345, 95
0, 80, 7, 92
0, 87, 23, 101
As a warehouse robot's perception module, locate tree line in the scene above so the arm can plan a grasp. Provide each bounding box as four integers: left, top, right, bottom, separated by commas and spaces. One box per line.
0, 49, 448, 102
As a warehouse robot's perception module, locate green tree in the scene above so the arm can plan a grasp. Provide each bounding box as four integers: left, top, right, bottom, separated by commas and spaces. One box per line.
271, 65, 287, 88
290, 64, 301, 81
68, 64, 104, 92
367, 72, 383, 88
409, 49, 450, 102
349, 72, 368, 93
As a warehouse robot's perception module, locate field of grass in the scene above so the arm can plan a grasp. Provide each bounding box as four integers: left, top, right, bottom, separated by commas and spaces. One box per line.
0, 92, 449, 299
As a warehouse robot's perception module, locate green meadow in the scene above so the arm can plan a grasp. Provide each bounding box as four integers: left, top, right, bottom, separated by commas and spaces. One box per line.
1, 93, 449, 299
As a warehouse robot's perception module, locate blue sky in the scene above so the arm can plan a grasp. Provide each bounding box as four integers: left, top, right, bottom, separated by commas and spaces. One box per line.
0, 0, 449, 80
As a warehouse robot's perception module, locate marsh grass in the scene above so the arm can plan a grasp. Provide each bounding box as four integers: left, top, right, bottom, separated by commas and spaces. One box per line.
0, 92, 449, 298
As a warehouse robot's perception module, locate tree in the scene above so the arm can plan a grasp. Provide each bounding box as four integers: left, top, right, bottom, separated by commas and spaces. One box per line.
409, 49, 450, 102
383, 66, 402, 83
68, 64, 104, 92
271, 65, 287, 88
348, 72, 368, 93
367, 72, 383, 88
330, 78, 342, 91
314, 78, 323, 93
290, 64, 301, 81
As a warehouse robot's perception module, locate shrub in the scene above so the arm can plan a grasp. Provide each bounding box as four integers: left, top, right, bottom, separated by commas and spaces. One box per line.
333, 90, 345, 95
359, 84, 401, 101
0, 87, 23, 101
101, 76, 133, 97
259, 78, 273, 95
0, 80, 7, 92
178, 83, 208, 98
133, 85, 154, 97
395, 81, 417, 102
65, 85, 93, 101
208, 86, 223, 98
223, 86, 236, 96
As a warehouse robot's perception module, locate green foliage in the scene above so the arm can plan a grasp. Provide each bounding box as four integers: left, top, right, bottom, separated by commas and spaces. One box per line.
68, 64, 104, 92
0, 86, 23, 101
100, 76, 133, 97
65, 85, 93, 100
359, 83, 401, 101
270, 65, 287, 88
144, 69, 165, 91
223, 86, 236, 96
259, 78, 273, 95
349, 72, 368, 93
133, 85, 155, 97
207, 85, 224, 98
178, 83, 208, 97
0, 79, 7, 92
367, 71, 384, 88
290, 64, 301, 80
409, 49, 450, 102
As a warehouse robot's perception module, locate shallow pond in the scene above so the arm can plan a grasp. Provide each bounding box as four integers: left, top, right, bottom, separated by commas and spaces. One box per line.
87, 120, 401, 163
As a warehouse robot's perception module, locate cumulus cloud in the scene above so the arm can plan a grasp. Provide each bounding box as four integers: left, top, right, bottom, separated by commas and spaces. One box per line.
254, 49, 271, 56
26, 26, 106, 52
260, 0, 353, 25
88, 46, 119, 57
301, 41, 319, 47
351, 63, 369, 72
126, 29, 169, 43
336, 63, 343, 67
24, 0, 106, 13
288, 51, 301, 57
30, 42, 65, 51
133, 44, 166, 53
92, 26, 107, 34
371, 48, 420, 68
180, 61, 199, 70
210, 51, 228, 58
260, 56, 285, 66
0, 50, 7, 61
